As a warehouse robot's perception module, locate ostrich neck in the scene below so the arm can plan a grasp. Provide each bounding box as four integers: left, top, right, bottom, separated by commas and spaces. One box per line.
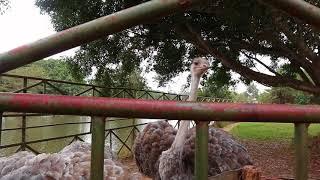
171, 74, 200, 149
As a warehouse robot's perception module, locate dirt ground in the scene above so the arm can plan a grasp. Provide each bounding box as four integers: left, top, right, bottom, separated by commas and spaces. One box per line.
120, 139, 320, 179
241, 139, 320, 179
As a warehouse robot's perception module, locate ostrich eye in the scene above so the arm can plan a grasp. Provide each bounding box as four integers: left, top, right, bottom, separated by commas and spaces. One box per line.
194, 62, 199, 65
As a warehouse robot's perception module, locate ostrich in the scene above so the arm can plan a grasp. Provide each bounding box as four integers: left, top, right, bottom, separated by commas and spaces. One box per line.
0, 141, 141, 179
158, 57, 210, 179
133, 58, 252, 179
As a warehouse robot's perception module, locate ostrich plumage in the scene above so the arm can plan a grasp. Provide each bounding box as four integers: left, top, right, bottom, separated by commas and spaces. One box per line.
0, 141, 139, 180
134, 121, 252, 179
133, 57, 252, 179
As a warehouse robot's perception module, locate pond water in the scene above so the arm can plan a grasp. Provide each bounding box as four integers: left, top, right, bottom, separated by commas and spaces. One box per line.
0, 115, 164, 158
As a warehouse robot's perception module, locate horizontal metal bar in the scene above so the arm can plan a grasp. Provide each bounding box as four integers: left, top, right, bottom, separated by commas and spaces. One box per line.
0, 132, 91, 148
1, 74, 224, 101
1, 122, 148, 149
1, 93, 320, 123
0, 0, 199, 74
26, 121, 91, 129
2, 73, 105, 88
3, 113, 45, 117
1, 119, 145, 132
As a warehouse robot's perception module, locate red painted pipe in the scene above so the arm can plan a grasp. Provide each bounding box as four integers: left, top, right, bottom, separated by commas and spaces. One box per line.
0, 92, 320, 123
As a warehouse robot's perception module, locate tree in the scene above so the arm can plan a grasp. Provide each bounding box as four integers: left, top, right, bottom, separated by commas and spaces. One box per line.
35, 0, 320, 97
257, 87, 312, 104
198, 69, 235, 99
0, 0, 10, 15
0, 61, 47, 92
0, 59, 85, 94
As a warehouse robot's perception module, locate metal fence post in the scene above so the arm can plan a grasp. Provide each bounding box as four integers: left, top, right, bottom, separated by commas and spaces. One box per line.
132, 91, 137, 151
21, 77, 27, 151
43, 80, 47, 94
91, 116, 106, 180
195, 121, 209, 180
0, 112, 3, 146
294, 123, 309, 180
90, 86, 95, 133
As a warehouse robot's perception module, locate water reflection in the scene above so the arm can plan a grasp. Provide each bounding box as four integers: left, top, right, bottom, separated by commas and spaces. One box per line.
0, 116, 137, 157
0, 116, 177, 158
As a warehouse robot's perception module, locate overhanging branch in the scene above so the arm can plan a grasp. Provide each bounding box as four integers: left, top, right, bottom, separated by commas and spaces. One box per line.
177, 23, 320, 94
259, 0, 320, 31
241, 51, 280, 76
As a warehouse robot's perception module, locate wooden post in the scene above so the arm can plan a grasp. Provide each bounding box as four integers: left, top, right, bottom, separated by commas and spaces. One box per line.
294, 123, 309, 180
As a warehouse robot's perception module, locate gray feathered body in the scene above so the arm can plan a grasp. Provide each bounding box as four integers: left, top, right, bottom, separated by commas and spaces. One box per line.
0, 141, 131, 180
134, 121, 252, 179
133, 121, 176, 178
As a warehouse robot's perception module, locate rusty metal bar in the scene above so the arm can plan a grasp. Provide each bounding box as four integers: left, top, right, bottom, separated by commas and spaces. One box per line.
294, 123, 309, 180
260, 0, 320, 30
195, 121, 209, 180
0, 0, 200, 74
91, 116, 106, 180
1, 93, 320, 123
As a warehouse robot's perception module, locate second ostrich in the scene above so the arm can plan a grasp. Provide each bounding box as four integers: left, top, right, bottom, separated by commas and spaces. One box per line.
134, 58, 253, 179
158, 57, 210, 179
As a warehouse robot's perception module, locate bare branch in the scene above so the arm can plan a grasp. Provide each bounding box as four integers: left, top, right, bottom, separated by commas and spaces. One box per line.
241, 51, 280, 76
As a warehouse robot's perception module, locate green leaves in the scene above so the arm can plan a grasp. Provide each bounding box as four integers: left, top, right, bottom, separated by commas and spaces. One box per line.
0, 0, 10, 15
35, 0, 320, 94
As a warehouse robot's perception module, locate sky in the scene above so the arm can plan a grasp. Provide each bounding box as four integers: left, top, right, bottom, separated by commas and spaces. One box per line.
0, 0, 268, 93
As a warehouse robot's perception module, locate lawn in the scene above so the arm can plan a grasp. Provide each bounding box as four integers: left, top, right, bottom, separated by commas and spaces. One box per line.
230, 123, 320, 140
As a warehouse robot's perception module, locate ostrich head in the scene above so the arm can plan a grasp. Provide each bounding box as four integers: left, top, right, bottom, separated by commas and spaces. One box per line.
190, 57, 209, 79
188, 57, 209, 101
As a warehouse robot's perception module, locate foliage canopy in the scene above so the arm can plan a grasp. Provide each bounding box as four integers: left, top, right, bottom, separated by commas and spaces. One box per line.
35, 0, 320, 95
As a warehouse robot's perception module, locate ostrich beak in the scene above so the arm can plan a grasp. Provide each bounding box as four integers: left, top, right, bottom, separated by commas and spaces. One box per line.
202, 64, 210, 70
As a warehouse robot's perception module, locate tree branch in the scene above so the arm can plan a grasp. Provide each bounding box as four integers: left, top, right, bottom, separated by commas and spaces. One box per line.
272, 13, 318, 62
176, 23, 320, 94
241, 51, 281, 76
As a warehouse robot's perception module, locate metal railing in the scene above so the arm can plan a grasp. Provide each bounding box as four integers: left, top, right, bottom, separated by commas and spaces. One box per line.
0, 92, 319, 180
1, 0, 320, 179
0, 73, 229, 156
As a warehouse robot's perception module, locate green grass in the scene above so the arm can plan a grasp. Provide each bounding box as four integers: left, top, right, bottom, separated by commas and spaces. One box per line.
230, 123, 320, 140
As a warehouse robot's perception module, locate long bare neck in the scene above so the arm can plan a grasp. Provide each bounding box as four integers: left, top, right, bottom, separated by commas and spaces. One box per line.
171, 74, 200, 149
